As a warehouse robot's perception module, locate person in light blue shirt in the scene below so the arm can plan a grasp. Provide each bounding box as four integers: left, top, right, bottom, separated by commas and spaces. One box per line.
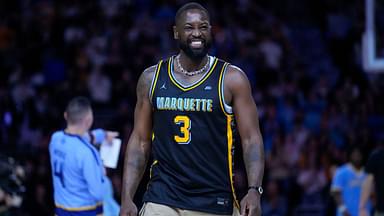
331, 146, 370, 216
49, 96, 118, 216
103, 175, 120, 216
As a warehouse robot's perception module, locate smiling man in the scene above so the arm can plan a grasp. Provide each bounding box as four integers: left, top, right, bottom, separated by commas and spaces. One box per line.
120, 2, 264, 216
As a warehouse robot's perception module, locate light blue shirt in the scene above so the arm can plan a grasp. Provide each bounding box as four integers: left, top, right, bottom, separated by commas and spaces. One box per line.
49, 129, 106, 210
331, 164, 370, 216
103, 176, 120, 216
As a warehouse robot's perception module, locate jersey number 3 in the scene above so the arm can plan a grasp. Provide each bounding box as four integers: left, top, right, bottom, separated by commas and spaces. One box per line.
174, 115, 191, 144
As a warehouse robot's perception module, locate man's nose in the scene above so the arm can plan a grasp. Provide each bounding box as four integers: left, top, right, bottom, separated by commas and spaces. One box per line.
191, 28, 202, 37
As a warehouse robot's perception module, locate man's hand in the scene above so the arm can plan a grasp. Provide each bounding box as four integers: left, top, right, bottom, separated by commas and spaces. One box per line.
358, 208, 369, 216
240, 190, 261, 216
105, 131, 119, 143
119, 199, 138, 216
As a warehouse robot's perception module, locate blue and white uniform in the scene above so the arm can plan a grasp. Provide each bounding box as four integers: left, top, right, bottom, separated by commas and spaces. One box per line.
49, 129, 106, 216
331, 164, 371, 216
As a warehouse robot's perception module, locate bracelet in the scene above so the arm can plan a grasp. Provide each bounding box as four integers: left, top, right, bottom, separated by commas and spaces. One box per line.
248, 186, 263, 195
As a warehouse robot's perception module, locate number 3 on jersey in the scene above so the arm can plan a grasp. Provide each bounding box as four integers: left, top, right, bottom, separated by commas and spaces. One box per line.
174, 115, 191, 144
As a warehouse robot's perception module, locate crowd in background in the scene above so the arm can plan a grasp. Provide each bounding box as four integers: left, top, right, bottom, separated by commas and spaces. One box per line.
0, 0, 384, 215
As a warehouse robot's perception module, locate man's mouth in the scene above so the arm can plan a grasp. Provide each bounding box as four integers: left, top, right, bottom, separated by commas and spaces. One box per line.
189, 40, 204, 49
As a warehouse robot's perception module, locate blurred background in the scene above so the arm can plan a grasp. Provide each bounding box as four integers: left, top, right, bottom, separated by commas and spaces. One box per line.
0, 0, 383, 215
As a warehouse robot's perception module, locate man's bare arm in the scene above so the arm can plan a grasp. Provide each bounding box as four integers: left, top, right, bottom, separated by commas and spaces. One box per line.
226, 65, 264, 190
120, 65, 156, 216
225, 65, 264, 216
359, 174, 374, 216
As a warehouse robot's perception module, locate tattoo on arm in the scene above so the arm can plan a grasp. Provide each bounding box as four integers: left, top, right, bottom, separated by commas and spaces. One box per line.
243, 140, 265, 187
122, 134, 150, 199
121, 65, 156, 200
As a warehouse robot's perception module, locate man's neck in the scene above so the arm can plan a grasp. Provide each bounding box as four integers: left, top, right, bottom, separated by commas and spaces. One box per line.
65, 125, 87, 136
349, 163, 363, 173
178, 52, 208, 72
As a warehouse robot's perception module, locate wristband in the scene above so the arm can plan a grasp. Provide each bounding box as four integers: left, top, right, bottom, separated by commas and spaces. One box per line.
248, 186, 263, 195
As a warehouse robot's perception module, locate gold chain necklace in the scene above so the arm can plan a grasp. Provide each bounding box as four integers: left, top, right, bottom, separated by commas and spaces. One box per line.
175, 55, 209, 76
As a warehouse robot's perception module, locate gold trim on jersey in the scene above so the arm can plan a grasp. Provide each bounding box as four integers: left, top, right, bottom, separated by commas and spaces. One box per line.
55, 202, 102, 211
168, 56, 218, 91
149, 60, 163, 100
227, 115, 240, 209
149, 160, 158, 179
218, 63, 231, 115
147, 159, 159, 190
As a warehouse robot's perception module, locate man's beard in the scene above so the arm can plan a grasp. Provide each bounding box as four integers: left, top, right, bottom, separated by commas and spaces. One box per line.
178, 39, 211, 61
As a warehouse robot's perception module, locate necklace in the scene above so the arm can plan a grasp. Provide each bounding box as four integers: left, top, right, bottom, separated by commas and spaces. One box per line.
175, 55, 210, 76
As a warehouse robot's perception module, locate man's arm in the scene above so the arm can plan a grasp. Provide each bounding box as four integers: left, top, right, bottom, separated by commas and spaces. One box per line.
359, 174, 374, 216
89, 129, 119, 145
225, 65, 264, 216
82, 150, 105, 201
331, 188, 350, 216
120, 65, 156, 216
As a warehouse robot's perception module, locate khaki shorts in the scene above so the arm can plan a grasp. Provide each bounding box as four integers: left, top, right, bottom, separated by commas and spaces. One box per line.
140, 202, 240, 216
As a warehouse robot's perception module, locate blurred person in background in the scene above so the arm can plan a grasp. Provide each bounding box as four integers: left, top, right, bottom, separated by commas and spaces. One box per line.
0, 156, 25, 216
359, 142, 384, 216
331, 146, 370, 216
49, 96, 118, 216
261, 180, 287, 216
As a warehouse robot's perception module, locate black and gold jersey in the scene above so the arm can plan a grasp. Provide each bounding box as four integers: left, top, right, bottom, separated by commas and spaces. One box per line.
143, 56, 238, 214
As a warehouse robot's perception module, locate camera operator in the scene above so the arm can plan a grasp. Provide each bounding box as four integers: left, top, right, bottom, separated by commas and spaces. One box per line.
0, 156, 25, 216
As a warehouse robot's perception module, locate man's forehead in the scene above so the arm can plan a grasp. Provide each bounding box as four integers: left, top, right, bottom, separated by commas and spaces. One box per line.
178, 9, 209, 24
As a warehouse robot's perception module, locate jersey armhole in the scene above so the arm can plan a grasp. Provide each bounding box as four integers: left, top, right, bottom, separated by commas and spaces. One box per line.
219, 63, 233, 115
148, 60, 163, 103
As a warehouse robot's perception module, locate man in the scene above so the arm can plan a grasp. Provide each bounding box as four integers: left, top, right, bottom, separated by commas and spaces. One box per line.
49, 96, 118, 216
120, 2, 264, 216
359, 142, 384, 216
331, 146, 370, 216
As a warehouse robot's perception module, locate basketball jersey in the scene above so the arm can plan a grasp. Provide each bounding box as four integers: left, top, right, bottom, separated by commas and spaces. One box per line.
143, 56, 239, 214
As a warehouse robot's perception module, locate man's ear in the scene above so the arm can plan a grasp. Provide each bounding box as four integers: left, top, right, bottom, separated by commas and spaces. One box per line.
173, 26, 178, 39
64, 112, 68, 121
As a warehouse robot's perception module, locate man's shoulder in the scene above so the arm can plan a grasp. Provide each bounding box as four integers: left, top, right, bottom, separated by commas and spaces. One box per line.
142, 56, 172, 75
222, 63, 250, 90
50, 131, 64, 146
334, 164, 350, 176
143, 64, 158, 75
341, 163, 353, 171
51, 130, 64, 138
225, 64, 244, 74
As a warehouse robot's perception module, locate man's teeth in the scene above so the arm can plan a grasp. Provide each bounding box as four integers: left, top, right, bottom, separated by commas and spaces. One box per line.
191, 41, 202, 46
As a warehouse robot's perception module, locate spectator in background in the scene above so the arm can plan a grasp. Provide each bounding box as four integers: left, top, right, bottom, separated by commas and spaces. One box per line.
49, 96, 118, 216
331, 146, 370, 216
261, 180, 288, 216
103, 174, 120, 216
359, 142, 384, 216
